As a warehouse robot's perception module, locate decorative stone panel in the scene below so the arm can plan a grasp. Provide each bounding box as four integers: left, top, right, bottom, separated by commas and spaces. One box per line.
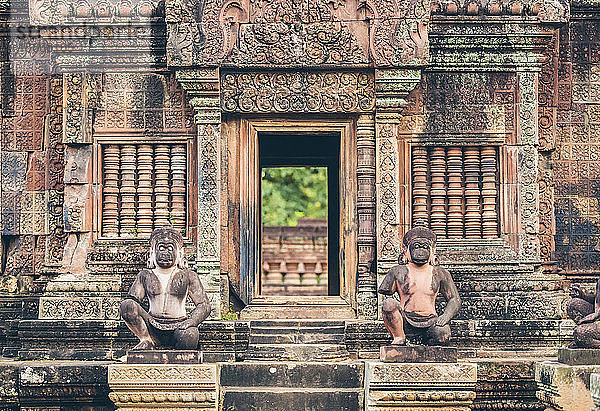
166, 0, 432, 68
29, 0, 165, 25
108, 363, 218, 410
366, 361, 477, 410
220, 71, 375, 114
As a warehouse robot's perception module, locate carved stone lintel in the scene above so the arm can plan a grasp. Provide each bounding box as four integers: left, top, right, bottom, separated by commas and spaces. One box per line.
220, 71, 375, 114
166, 0, 432, 68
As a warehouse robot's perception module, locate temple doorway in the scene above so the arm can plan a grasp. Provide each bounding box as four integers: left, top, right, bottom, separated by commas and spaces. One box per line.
259, 134, 340, 297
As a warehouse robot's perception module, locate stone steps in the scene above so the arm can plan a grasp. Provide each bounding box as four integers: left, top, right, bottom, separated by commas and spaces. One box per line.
220, 362, 364, 410
244, 344, 349, 362
244, 320, 349, 361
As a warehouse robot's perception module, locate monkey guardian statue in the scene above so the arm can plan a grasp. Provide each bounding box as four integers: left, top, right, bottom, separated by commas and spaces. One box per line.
378, 227, 461, 346
119, 226, 211, 350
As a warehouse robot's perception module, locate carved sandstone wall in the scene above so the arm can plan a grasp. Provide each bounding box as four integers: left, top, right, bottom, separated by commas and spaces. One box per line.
1, 0, 594, 358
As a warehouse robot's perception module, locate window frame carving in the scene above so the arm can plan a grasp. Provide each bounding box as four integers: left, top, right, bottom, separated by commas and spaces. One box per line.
92, 133, 197, 243
409, 144, 502, 240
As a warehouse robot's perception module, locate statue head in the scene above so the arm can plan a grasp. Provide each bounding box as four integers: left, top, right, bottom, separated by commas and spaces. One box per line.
402, 226, 437, 267
147, 226, 187, 270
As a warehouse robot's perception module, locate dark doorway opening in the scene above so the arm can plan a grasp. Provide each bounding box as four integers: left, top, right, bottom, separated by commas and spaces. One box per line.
259, 133, 340, 296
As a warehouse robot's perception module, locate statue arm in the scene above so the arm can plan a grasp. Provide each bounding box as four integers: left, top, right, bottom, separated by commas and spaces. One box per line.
183, 272, 212, 328
580, 280, 600, 324
378, 267, 401, 296
127, 272, 146, 303
583, 287, 596, 304
436, 268, 461, 327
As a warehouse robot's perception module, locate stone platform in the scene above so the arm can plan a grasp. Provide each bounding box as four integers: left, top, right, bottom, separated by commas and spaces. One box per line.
558, 347, 600, 365
366, 362, 477, 410
108, 363, 218, 410
536, 359, 600, 410
380, 345, 458, 362
126, 350, 201, 364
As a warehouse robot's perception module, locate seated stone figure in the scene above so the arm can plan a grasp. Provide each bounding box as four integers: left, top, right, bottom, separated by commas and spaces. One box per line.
378, 227, 461, 346
567, 280, 600, 348
120, 226, 211, 350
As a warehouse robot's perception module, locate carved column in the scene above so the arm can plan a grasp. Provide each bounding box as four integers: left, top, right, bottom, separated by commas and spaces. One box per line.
61, 72, 101, 271
357, 114, 377, 319
177, 69, 222, 317
516, 71, 541, 261
375, 69, 422, 316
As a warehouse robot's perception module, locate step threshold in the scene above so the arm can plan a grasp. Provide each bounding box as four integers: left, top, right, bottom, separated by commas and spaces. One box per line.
222, 387, 362, 393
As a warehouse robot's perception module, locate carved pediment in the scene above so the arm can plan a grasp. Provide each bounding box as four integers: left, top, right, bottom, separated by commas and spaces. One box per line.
165, 0, 432, 68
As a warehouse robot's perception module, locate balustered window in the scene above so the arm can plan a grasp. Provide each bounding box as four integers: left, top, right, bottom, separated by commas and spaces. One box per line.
100, 143, 188, 238
411, 146, 500, 239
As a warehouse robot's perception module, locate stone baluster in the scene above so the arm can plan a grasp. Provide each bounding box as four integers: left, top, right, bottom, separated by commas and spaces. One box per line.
481, 146, 499, 238
119, 145, 137, 237
464, 147, 482, 238
137, 144, 154, 237
446, 147, 464, 238
429, 147, 447, 236
170, 144, 187, 235
265, 260, 283, 284
412, 146, 429, 227
154, 144, 171, 228
300, 261, 318, 286
102, 144, 120, 237
285, 261, 301, 285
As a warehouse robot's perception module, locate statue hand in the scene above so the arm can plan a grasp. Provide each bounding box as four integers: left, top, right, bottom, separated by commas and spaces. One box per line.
579, 312, 600, 324
177, 319, 194, 330
569, 284, 583, 298
436, 314, 450, 327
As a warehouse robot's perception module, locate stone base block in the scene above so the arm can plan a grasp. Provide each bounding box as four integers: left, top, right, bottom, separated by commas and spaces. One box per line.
380, 345, 458, 363
108, 363, 217, 410
559, 348, 600, 365
126, 350, 201, 364
592, 373, 600, 411
535, 360, 600, 410
366, 361, 477, 410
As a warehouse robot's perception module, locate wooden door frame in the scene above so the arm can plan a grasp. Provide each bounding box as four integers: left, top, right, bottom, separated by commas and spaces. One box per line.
222, 117, 358, 317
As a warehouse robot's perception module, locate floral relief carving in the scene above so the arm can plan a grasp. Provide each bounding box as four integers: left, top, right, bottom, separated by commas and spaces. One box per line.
166, 0, 431, 67
221, 71, 375, 113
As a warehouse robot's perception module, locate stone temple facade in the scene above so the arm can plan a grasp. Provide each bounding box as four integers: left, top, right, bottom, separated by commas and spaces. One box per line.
1, 0, 600, 408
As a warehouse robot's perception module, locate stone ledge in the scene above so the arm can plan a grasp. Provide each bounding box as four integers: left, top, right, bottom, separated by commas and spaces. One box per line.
380, 345, 458, 363
126, 350, 201, 364
558, 348, 600, 365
